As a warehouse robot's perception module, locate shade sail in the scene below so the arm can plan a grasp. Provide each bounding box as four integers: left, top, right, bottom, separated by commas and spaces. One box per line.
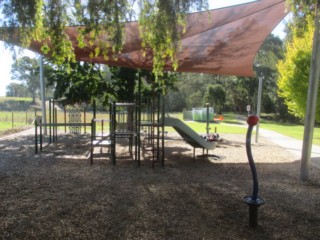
0, 0, 288, 77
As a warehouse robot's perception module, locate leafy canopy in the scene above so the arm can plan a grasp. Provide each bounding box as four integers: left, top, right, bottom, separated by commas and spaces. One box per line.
0, 0, 208, 79
277, 13, 318, 119
286, 0, 318, 38
11, 56, 39, 103
204, 84, 226, 114
45, 61, 114, 105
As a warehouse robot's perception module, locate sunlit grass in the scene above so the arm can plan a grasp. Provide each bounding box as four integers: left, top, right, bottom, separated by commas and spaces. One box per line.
0, 121, 27, 131
166, 112, 246, 134
168, 112, 320, 146
0, 96, 33, 102
0, 111, 35, 129
259, 119, 320, 146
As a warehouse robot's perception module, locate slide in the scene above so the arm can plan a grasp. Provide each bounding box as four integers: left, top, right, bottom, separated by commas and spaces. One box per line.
163, 117, 217, 150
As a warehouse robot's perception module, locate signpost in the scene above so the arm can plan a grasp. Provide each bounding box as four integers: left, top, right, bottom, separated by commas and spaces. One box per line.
246, 105, 251, 116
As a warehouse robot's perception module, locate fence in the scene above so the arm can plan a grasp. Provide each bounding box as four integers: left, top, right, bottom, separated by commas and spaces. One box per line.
0, 110, 110, 133
0, 111, 36, 131
46, 109, 110, 134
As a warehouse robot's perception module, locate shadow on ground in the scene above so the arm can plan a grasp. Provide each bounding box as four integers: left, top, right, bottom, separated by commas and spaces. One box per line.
0, 132, 320, 239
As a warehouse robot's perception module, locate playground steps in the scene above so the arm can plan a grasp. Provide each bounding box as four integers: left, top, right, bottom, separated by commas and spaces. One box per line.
90, 136, 111, 164
92, 139, 111, 146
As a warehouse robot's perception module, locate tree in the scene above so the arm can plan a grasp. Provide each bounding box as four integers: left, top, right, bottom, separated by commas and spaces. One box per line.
254, 34, 285, 117
175, 73, 215, 109
5, 82, 29, 97
288, 1, 318, 10
45, 61, 113, 105
238, 77, 258, 111
45, 60, 179, 106
204, 84, 226, 114
109, 67, 138, 103
222, 77, 248, 112
11, 56, 39, 103
277, 13, 317, 119
166, 91, 186, 112
0, 0, 208, 79
189, 90, 204, 108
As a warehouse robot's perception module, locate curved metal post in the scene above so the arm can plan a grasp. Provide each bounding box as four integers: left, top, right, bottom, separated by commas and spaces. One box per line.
243, 115, 265, 228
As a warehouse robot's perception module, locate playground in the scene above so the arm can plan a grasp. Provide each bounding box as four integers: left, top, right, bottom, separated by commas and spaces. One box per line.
0, 0, 318, 238
0, 128, 320, 239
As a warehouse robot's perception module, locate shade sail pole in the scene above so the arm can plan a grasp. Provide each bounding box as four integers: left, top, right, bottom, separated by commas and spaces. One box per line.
300, 2, 320, 181
39, 55, 47, 135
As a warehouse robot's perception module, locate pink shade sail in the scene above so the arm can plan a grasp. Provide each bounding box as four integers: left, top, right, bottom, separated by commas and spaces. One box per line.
0, 0, 288, 77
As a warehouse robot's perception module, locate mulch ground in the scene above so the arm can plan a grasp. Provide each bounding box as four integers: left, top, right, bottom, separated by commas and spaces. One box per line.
0, 129, 320, 239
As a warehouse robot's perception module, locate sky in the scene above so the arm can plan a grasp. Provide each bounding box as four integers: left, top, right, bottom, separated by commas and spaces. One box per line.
0, 0, 289, 97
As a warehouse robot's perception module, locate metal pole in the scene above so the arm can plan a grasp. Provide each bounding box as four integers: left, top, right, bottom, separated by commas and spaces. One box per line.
138, 71, 141, 165
35, 119, 38, 154
206, 102, 210, 155
40, 119, 43, 152
157, 93, 161, 162
64, 107, 67, 133
255, 76, 263, 143
52, 100, 55, 142
39, 56, 47, 135
55, 107, 58, 142
84, 107, 86, 134
93, 100, 96, 138
49, 99, 52, 143
161, 94, 165, 166
90, 118, 94, 165
300, 2, 320, 181
206, 103, 210, 135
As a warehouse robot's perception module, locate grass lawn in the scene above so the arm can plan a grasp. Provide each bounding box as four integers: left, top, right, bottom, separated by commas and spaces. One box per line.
166, 112, 246, 134
0, 96, 33, 102
0, 121, 28, 131
0, 111, 35, 131
259, 119, 320, 146
169, 112, 320, 146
